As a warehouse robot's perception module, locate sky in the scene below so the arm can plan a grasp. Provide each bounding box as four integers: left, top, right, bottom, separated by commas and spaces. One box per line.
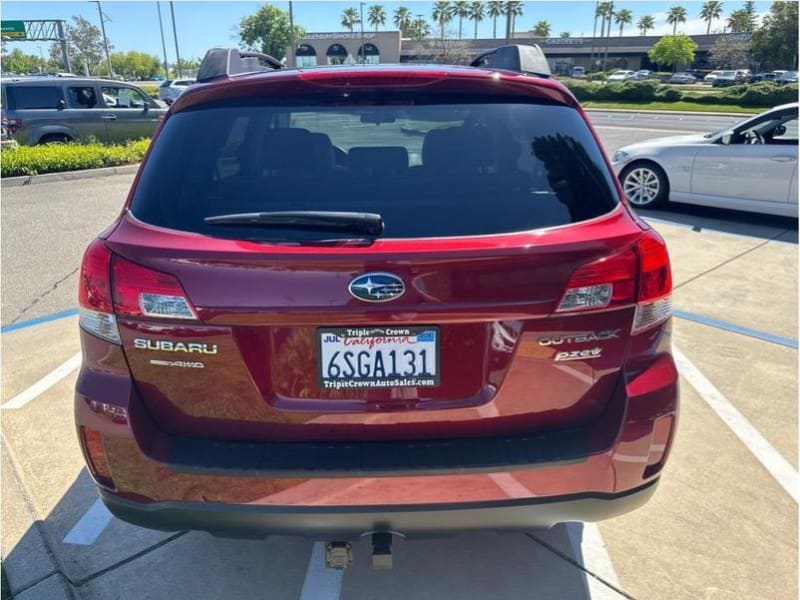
2, 1, 771, 61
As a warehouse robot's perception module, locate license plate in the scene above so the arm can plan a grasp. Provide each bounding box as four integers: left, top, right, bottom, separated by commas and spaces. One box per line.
318, 326, 439, 389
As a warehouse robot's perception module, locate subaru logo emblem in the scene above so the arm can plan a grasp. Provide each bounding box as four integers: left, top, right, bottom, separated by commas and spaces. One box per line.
348, 272, 405, 303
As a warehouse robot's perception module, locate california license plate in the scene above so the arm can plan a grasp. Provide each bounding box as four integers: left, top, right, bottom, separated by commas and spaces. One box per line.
318, 326, 439, 389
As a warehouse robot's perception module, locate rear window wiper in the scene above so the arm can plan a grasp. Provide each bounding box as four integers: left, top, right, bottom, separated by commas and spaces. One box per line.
204, 211, 384, 236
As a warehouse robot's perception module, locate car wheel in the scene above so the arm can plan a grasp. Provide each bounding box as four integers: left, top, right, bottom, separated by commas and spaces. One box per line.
620, 162, 668, 209
38, 134, 71, 145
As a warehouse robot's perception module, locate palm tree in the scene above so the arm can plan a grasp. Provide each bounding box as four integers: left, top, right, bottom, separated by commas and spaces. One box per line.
504, 1, 524, 37
454, 1, 469, 39
726, 8, 751, 33
596, 2, 613, 38
533, 20, 551, 37
368, 5, 386, 31
614, 8, 633, 36
666, 6, 687, 35
468, 1, 484, 38
487, 1, 503, 38
637, 14, 655, 35
699, 1, 723, 34
341, 7, 360, 32
560, 31, 571, 38
412, 17, 431, 40
432, 1, 456, 40
393, 6, 412, 35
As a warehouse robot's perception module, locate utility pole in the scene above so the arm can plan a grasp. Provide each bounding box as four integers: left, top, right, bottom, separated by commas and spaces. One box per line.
92, 1, 113, 78
288, 1, 295, 67
169, 0, 183, 78
156, 2, 169, 78
416, 13, 424, 41
56, 20, 71, 72
603, 1, 613, 71
359, 2, 365, 64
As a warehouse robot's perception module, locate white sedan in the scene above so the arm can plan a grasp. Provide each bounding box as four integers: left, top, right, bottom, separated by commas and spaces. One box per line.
611, 103, 798, 217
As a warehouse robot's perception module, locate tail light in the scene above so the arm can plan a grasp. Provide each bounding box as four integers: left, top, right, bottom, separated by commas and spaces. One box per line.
7, 118, 23, 134
558, 230, 672, 334
112, 255, 197, 320
79, 427, 115, 489
78, 240, 121, 344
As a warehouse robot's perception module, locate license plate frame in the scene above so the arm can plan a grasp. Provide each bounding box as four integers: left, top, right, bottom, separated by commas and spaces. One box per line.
317, 326, 440, 390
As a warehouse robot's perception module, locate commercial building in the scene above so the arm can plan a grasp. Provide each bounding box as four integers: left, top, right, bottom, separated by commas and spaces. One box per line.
292, 31, 751, 73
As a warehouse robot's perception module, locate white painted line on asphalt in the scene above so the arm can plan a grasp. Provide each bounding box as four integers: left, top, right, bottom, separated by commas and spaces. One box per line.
673, 346, 799, 503
566, 522, 623, 599
63, 498, 114, 545
0, 352, 81, 410
299, 542, 344, 600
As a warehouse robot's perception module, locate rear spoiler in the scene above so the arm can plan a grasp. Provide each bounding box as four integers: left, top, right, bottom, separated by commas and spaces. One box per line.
197, 48, 283, 83
469, 44, 551, 78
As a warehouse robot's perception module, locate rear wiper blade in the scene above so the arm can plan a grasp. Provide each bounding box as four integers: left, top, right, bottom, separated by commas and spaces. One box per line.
204, 211, 384, 236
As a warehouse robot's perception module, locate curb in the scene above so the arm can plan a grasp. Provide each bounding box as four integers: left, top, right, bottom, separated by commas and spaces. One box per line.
2, 164, 140, 188
584, 107, 753, 117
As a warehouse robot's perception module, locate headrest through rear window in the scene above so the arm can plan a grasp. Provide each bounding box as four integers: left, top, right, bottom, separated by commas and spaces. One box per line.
422, 126, 493, 172
260, 128, 334, 174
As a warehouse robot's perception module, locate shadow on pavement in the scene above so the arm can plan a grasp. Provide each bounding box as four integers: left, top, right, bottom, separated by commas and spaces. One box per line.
3, 467, 618, 599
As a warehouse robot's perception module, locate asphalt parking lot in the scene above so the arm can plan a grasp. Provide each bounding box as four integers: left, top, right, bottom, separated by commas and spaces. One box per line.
1, 113, 797, 599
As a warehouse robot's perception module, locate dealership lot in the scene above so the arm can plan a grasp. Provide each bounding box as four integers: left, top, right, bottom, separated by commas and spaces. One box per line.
1, 118, 797, 599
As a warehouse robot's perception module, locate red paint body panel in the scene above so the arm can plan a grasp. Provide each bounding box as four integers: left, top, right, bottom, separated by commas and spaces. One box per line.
76, 62, 678, 534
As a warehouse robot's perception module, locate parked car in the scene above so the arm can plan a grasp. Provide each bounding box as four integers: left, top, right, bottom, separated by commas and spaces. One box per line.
570, 65, 585, 78
749, 72, 777, 83
633, 69, 656, 80
668, 72, 697, 84
703, 70, 723, 84
75, 46, 678, 549
612, 102, 798, 217
0, 77, 166, 145
712, 70, 745, 87
157, 78, 195, 104
607, 69, 636, 82
777, 70, 798, 84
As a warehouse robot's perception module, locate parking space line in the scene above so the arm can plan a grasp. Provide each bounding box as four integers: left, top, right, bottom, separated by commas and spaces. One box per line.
299, 542, 343, 600
63, 498, 113, 545
673, 346, 799, 503
674, 309, 798, 349
0, 308, 79, 334
567, 523, 624, 597
0, 352, 82, 410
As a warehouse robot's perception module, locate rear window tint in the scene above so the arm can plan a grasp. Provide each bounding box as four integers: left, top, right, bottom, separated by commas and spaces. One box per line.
10, 85, 61, 109
131, 102, 618, 240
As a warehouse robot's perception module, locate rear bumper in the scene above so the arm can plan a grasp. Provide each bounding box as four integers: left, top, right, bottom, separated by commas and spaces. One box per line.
99, 479, 658, 539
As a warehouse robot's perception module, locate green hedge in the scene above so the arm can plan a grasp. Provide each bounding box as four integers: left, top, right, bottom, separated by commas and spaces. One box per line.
1, 139, 150, 177
562, 79, 799, 108
138, 84, 159, 98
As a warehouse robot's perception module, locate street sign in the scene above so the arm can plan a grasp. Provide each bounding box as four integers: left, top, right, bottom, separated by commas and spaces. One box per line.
1, 20, 27, 40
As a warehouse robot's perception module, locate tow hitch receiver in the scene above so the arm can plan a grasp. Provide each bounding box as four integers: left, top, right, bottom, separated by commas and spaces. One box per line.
370, 532, 394, 570
325, 542, 353, 570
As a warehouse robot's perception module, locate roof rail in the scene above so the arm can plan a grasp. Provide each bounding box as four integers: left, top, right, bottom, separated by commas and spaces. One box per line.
197, 48, 283, 83
470, 44, 551, 78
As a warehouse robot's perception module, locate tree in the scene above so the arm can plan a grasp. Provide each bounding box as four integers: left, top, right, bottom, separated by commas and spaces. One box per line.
648, 34, 697, 71
238, 4, 305, 61
596, 2, 613, 38
341, 7, 360, 32
432, 1, 456, 40
666, 6, 688, 35
393, 6, 413, 36
468, 2, 484, 39
752, 1, 798, 69
533, 21, 551, 37
708, 36, 751, 68
504, 1, 524, 37
638, 15, 655, 35
700, 1, 723, 34
615, 8, 633, 36
368, 5, 386, 31
560, 31, 571, 38
59, 15, 108, 75
410, 17, 431, 40
454, 1, 469, 38
487, 1, 503, 38
2, 48, 45, 74
743, 1, 758, 30
727, 9, 752, 32
110, 51, 163, 79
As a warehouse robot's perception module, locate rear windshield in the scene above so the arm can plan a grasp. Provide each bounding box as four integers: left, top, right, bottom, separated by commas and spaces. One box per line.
131, 102, 618, 240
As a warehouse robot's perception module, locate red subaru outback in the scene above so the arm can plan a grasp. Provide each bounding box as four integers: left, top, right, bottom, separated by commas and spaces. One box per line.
76, 47, 678, 550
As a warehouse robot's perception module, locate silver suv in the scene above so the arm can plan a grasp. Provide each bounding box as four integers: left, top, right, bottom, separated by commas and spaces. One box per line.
1, 77, 166, 145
